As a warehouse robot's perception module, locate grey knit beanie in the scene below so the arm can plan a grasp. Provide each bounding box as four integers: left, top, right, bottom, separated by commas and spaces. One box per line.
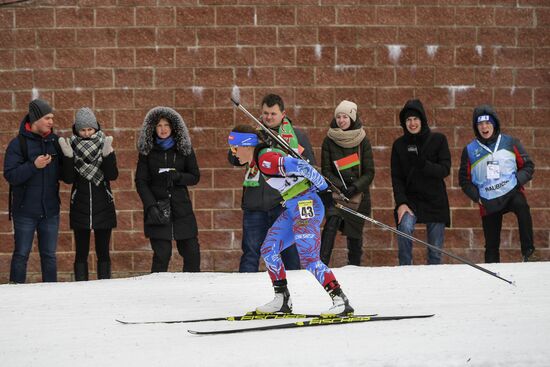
74, 107, 99, 131
28, 99, 53, 123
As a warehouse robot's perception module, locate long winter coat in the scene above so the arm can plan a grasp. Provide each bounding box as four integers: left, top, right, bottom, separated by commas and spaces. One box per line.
321, 118, 375, 238
391, 99, 451, 226
4, 115, 63, 219
61, 126, 118, 230
135, 107, 200, 241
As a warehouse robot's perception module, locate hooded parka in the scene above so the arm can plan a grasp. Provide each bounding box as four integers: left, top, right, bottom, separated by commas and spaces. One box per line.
135, 107, 200, 240
391, 99, 451, 226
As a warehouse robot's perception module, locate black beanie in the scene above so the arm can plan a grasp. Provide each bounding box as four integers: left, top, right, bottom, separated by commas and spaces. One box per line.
28, 99, 53, 124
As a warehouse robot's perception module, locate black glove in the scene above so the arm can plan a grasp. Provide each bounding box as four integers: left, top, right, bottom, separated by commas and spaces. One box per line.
147, 205, 163, 223
342, 185, 357, 198
162, 169, 181, 183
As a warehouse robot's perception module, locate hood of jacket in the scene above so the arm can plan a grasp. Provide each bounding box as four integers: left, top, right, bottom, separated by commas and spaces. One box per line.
137, 106, 192, 155
472, 104, 501, 142
399, 99, 430, 138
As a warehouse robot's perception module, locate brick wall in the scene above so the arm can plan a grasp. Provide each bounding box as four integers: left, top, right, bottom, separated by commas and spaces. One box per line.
0, 0, 548, 283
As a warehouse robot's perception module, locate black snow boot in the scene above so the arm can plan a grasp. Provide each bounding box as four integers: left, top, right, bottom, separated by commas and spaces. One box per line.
97, 261, 111, 280
74, 262, 89, 281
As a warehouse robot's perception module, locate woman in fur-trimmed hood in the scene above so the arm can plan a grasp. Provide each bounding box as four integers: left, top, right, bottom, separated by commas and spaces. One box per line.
135, 106, 201, 273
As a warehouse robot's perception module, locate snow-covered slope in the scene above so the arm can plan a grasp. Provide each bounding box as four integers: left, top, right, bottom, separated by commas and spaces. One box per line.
1, 262, 548, 367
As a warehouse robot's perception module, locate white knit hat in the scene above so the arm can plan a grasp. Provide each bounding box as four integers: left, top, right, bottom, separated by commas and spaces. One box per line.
334, 100, 357, 121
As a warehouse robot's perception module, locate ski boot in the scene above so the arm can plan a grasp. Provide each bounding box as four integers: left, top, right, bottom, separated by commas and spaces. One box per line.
321, 281, 354, 318
256, 279, 293, 314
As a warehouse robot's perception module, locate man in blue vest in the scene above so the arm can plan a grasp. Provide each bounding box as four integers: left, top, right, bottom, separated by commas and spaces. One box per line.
4, 99, 63, 283
459, 104, 536, 263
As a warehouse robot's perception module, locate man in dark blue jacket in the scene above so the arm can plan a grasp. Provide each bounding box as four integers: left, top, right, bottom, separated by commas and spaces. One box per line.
4, 99, 63, 283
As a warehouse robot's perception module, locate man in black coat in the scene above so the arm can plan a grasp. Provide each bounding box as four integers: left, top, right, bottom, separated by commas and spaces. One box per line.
391, 99, 451, 265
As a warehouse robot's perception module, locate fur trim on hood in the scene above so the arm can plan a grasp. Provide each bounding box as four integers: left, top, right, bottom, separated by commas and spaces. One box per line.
472, 104, 500, 141
137, 106, 192, 155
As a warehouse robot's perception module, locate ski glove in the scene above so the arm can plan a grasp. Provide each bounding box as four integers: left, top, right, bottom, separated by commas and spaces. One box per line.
58, 137, 73, 158
283, 157, 328, 191
102, 136, 114, 157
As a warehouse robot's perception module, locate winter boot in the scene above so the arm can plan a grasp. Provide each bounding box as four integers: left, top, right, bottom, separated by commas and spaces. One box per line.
321, 281, 354, 317
97, 261, 111, 280
74, 262, 88, 281
523, 248, 540, 262
256, 279, 293, 314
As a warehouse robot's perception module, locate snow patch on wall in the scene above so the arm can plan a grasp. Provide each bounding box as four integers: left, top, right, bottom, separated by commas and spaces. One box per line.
475, 45, 483, 58
446, 85, 473, 107
192, 86, 204, 99
387, 45, 405, 64
314, 44, 322, 60
231, 85, 241, 103
31, 88, 39, 100
334, 64, 359, 72
426, 45, 439, 58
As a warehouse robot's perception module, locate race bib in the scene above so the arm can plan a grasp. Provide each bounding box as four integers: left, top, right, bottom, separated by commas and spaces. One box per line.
298, 200, 315, 219
487, 161, 500, 180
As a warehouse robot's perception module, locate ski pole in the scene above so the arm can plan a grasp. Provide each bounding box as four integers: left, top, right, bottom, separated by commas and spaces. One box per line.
230, 98, 349, 201
335, 203, 514, 285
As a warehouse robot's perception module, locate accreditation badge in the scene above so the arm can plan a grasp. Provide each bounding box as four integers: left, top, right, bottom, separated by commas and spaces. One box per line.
486, 161, 500, 180
298, 200, 315, 219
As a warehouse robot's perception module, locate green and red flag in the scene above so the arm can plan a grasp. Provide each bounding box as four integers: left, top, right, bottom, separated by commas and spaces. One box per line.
334, 153, 360, 171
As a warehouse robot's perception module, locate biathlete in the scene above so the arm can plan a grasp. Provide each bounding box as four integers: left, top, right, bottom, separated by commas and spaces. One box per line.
228, 125, 354, 317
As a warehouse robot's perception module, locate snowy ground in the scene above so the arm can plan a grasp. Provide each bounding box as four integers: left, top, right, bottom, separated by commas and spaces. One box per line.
1, 262, 549, 367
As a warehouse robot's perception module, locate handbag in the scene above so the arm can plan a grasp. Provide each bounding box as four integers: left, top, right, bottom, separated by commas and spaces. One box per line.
332, 143, 364, 211
145, 198, 171, 225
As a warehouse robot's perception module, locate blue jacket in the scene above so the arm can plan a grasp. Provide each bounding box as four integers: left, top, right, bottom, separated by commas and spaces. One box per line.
4, 115, 63, 218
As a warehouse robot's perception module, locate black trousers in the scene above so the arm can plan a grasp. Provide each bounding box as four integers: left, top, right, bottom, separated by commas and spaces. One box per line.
150, 237, 200, 272
74, 228, 111, 263
320, 215, 363, 266
482, 191, 534, 263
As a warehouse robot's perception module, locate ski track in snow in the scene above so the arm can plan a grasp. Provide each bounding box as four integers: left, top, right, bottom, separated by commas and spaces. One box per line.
1, 263, 549, 366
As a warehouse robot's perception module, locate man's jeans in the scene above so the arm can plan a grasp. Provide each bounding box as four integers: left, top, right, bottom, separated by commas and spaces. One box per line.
240, 207, 301, 272
397, 212, 445, 265
10, 215, 59, 283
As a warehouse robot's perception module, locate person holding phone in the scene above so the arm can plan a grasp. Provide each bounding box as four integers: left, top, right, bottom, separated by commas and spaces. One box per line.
4, 99, 66, 283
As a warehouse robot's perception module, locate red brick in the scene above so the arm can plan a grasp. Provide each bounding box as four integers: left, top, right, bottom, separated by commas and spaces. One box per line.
455, 7, 495, 26
194, 107, 233, 128
478, 28, 516, 46
517, 28, 550, 47
213, 209, 242, 229
454, 88, 493, 107
0, 92, 12, 110
75, 69, 114, 88
256, 6, 295, 25
495, 48, 533, 67
535, 88, 550, 107
318, 26, 357, 45
438, 27, 476, 46
195, 68, 234, 87
336, 46, 375, 66
356, 67, 395, 86
416, 6, 455, 25
136, 7, 175, 26
237, 26, 277, 45
376, 6, 415, 26
157, 28, 196, 46
375, 87, 414, 107
514, 108, 550, 128
494, 88, 533, 107
197, 27, 237, 46
336, 6, 375, 24
76, 28, 117, 47
495, 8, 534, 26
176, 7, 215, 26
535, 48, 550, 67
15, 8, 54, 28
96, 48, 134, 67
0, 29, 35, 48
194, 189, 234, 209
96, 7, 134, 26
175, 88, 215, 108
115, 69, 153, 88
295, 87, 334, 107
53, 90, 93, 109
38, 29, 77, 48
398, 27, 439, 45
0, 50, 14, 69
155, 68, 194, 88
0, 9, 14, 28
118, 28, 156, 47
216, 6, 255, 25
377, 45, 416, 66
435, 67, 475, 86
235, 67, 274, 86
95, 89, 134, 109
475, 68, 514, 87
455, 46, 493, 66
195, 148, 232, 168
256, 46, 295, 66
396, 66, 435, 86
278, 27, 318, 45
315, 66, 356, 86
175, 47, 215, 67
56, 48, 95, 68
55, 8, 94, 27
216, 47, 254, 67
134, 89, 175, 109
15, 49, 54, 69
34, 70, 74, 89
112, 231, 149, 251
297, 6, 335, 25
297, 46, 336, 66
276, 67, 314, 86
135, 48, 175, 67
334, 87, 375, 108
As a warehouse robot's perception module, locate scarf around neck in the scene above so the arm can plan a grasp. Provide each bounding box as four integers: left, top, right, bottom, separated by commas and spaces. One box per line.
71, 130, 105, 186
155, 136, 175, 151
327, 127, 366, 148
